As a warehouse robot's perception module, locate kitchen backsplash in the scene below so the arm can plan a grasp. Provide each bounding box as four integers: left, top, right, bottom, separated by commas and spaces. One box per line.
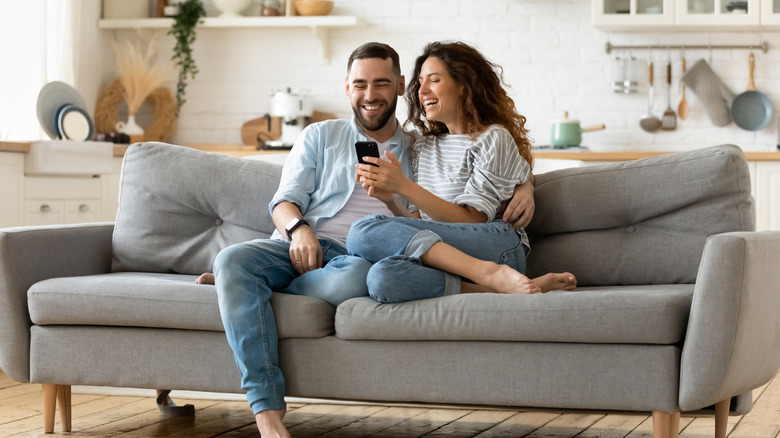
105, 0, 780, 151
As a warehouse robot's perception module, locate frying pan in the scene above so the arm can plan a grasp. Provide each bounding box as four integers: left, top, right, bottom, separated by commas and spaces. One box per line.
731, 53, 774, 131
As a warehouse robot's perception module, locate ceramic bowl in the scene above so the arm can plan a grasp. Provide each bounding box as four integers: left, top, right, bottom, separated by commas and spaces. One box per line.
213, 0, 251, 17
295, 0, 334, 16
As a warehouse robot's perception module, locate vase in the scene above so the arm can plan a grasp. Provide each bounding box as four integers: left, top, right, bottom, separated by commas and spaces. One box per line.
116, 115, 144, 143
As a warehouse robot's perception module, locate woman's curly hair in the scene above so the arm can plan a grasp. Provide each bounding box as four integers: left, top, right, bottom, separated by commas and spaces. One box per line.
404, 41, 533, 169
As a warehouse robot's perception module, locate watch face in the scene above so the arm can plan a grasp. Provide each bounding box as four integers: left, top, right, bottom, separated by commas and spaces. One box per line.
286, 218, 300, 231
286, 218, 307, 239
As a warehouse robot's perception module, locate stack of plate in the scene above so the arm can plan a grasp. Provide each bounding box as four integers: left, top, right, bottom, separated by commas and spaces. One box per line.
36, 81, 94, 141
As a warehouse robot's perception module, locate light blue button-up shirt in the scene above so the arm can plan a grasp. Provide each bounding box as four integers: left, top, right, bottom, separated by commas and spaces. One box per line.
268, 116, 415, 241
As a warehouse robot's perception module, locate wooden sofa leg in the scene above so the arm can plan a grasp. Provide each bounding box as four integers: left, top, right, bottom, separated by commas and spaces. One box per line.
42, 384, 57, 433
58, 385, 72, 432
652, 411, 680, 438
715, 399, 729, 438
42, 384, 72, 433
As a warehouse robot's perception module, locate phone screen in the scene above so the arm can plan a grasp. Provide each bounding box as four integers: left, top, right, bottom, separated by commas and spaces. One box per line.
355, 141, 380, 166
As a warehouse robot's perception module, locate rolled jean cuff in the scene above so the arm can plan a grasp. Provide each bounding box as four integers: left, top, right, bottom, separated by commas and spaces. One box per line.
250, 397, 286, 415
403, 229, 442, 260
442, 271, 461, 296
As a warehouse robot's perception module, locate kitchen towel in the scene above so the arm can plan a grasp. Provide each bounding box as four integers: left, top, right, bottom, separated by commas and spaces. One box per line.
681, 60, 735, 127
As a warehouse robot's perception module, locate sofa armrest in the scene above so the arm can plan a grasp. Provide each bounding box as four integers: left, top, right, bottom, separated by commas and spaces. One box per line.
0, 223, 114, 383
679, 231, 780, 411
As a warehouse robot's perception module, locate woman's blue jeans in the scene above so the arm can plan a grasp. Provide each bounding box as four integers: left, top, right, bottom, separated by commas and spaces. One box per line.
213, 238, 371, 414
346, 214, 527, 303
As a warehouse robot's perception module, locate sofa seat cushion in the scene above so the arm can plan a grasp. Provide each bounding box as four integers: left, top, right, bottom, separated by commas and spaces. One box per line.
28, 272, 335, 339
335, 285, 694, 344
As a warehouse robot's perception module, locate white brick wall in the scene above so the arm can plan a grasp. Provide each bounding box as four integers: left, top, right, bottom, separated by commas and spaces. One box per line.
110, 0, 780, 151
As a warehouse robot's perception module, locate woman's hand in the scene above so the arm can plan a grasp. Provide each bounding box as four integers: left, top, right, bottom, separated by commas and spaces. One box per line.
355, 151, 410, 196
360, 179, 396, 204
502, 179, 535, 229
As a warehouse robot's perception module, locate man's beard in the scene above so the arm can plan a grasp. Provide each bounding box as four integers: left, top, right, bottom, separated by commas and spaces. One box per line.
353, 94, 398, 132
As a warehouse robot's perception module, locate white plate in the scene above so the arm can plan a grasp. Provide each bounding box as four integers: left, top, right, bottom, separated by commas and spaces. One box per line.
57, 104, 94, 141
36, 81, 88, 139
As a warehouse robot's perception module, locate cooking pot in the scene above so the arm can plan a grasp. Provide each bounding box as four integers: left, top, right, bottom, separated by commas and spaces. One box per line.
551, 112, 605, 147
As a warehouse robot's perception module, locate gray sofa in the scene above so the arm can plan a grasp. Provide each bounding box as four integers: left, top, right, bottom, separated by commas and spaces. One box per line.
2, 142, 779, 438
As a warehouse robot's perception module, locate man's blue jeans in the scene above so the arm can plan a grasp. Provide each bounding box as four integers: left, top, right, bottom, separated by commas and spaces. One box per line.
213, 238, 370, 414
346, 215, 527, 303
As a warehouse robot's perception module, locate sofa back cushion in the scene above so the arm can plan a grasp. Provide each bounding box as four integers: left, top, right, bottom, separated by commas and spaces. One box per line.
526, 145, 754, 286
112, 142, 282, 274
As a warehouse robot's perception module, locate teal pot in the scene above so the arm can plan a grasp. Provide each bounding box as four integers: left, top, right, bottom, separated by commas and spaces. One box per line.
551, 112, 605, 147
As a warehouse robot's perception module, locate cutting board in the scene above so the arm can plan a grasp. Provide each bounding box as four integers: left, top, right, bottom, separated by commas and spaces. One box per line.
240, 111, 338, 147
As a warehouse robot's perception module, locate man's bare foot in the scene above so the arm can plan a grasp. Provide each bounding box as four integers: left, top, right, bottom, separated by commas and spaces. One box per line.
532, 272, 577, 293
256, 408, 290, 438
468, 262, 542, 295
196, 273, 215, 285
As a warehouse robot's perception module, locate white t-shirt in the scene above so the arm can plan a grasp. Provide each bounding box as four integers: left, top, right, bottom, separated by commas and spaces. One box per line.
315, 139, 396, 247
412, 124, 530, 221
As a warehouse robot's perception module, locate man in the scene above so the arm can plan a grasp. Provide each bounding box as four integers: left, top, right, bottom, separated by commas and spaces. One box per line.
212, 42, 414, 438
212, 42, 536, 437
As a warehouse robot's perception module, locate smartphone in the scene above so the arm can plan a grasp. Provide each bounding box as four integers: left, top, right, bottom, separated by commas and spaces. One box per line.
355, 141, 380, 166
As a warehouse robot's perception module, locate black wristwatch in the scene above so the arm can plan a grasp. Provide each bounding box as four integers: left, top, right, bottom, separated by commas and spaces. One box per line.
285, 217, 310, 240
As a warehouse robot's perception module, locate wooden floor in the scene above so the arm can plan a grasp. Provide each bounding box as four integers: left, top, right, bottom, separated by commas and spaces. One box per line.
1, 370, 779, 438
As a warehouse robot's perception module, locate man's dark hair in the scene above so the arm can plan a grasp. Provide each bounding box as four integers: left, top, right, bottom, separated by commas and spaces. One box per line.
347, 42, 401, 77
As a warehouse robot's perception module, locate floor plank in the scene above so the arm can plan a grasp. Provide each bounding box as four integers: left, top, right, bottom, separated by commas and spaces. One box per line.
287, 404, 389, 438
472, 411, 562, 437
5, 396, 148, 437
421, 409, 518, 438
370, 408, 473, 437
573, 413, 648, 438
317, 406, 429, 438
523, 412, 605, 438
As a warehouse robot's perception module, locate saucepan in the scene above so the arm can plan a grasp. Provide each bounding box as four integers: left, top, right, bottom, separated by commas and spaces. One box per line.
551, 112, 605, 147
731, 53, 774, 131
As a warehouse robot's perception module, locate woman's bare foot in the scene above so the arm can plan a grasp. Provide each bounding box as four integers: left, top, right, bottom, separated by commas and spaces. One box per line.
196, 273, 215, 285
532, 272, 577, 292
466, 262, 542, 295
256, 408, 290, 438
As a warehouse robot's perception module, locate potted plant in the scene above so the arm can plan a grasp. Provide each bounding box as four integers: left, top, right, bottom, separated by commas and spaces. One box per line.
168, 0, 206, 109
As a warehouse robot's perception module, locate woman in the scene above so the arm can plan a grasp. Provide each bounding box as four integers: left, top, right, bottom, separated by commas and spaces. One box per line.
348, 41, 575, 303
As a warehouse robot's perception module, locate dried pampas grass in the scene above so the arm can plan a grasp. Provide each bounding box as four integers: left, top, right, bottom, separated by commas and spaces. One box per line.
112, 37, 173, 116
95, 78, 178, 142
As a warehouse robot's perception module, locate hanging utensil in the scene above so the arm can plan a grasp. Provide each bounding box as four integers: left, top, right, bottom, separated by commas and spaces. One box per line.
661, 55, 677, 130
640, 61, 661, 132
730, 52, 774, 131
678, 56, 689, 120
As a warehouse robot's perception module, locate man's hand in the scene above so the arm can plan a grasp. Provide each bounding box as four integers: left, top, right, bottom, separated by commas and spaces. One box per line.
502, 180, 535, 229
288, 226, 322, 274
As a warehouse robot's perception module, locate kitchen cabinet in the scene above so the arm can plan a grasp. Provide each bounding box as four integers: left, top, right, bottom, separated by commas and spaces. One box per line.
593, 0, 676, 28
676, 0, 760, 26
0, 153, 24, 228
593, 0, 771, 29
23, 176, 105, 226
101, 157, 124, 222
761, 0, 780, 24
755, 161, 780, 230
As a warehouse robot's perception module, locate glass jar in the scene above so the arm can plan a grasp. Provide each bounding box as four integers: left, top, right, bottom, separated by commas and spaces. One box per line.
262, 0, 283, 16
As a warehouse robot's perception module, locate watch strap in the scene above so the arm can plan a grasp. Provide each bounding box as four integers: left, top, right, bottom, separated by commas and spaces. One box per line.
286, 218, 310, 240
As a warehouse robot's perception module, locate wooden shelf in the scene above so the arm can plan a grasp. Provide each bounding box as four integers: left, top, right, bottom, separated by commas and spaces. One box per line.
98, 16, 361, 29
98, 16, 363, 61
